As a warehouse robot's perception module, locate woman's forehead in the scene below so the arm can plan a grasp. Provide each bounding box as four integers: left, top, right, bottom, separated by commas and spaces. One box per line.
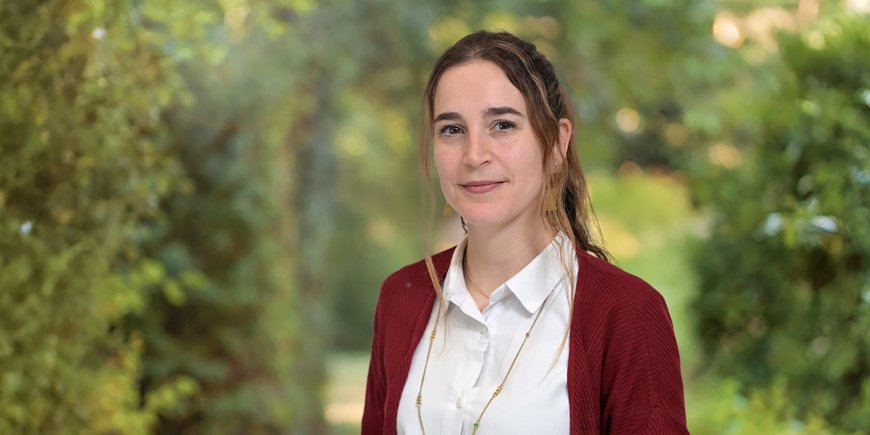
433, 60, 527, 118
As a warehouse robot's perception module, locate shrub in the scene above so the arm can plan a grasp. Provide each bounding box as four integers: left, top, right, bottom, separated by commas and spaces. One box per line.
0, 1, 178, 432
692, 12, 870, 431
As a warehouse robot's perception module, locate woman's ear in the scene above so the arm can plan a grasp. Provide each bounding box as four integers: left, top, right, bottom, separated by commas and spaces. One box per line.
550, 118, 572, 170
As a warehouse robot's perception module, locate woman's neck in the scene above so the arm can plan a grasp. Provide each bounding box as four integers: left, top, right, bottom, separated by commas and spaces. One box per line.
463, 219, 554, 300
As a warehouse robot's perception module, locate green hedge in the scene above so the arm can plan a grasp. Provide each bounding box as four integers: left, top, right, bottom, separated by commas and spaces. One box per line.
0, 1, 178, 432
0, 2, 326, 433
692, 12, 870, 431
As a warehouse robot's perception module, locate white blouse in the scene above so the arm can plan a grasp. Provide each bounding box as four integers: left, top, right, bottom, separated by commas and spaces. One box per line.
396, 235, 577, 435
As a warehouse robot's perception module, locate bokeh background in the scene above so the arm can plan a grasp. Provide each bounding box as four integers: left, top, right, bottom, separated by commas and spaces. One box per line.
1, 0, 868, 433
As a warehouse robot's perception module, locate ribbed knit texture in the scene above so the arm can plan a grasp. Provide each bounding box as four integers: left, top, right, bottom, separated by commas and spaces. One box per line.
362, 247, 688, 435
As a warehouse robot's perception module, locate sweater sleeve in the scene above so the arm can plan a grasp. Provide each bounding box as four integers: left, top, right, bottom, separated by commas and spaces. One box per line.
361, 289, 386, 434
600, 282, 688, 434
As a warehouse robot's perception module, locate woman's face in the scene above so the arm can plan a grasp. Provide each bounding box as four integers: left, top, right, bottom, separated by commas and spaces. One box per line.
433, 60, 551, 232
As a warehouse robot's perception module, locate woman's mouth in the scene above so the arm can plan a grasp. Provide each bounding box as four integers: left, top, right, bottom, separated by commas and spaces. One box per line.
460, 180, 505, 194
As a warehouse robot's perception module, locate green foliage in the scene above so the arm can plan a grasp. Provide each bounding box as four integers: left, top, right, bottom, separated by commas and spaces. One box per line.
692, 12, 870, 431
687, 376, 843, 435
555, 0, 719, 168
130, 5, 329, 433
0, 0, 180, 432
1, 1, 328, 433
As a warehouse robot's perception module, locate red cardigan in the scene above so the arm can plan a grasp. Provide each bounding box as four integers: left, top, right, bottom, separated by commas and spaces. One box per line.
362, 246, 688, 434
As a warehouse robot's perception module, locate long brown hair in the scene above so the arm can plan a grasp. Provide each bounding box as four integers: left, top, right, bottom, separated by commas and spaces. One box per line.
420, 30, 610, 308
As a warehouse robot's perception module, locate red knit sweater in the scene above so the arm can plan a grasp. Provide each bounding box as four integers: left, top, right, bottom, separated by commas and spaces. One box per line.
362, 246, 688, 434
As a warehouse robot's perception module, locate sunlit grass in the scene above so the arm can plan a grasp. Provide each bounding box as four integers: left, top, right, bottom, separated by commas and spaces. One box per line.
325, 353, 368, 433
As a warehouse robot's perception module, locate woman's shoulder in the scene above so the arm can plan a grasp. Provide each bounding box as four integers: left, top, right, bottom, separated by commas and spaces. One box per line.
572, 250, 687, 432
574, 249, 672, 320
577, 250, 664, 299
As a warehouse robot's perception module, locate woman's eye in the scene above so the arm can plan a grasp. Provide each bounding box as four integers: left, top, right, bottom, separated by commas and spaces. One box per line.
494, 120, 516, 131
439, 125, 464, 136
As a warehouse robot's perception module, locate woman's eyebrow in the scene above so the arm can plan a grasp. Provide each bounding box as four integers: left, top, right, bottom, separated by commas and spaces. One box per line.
434, 107, 523, 123
484, 106, 524, 118
434, 112, 462, 123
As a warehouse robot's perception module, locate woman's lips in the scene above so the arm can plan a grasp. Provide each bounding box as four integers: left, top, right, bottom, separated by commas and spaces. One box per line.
460, 181, 505, 194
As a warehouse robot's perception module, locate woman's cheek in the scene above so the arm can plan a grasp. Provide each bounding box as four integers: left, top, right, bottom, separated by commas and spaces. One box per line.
433, 147, 456, 179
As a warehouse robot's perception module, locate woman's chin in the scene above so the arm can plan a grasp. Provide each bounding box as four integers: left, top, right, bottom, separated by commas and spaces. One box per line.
456, 212, 513, 230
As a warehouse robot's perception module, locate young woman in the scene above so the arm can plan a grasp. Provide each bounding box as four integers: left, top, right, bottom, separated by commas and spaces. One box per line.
362, 30, 687, 434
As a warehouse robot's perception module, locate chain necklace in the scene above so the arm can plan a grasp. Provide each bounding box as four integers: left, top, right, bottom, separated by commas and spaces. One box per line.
464, 268, 490, 310
415, 281, 551, 435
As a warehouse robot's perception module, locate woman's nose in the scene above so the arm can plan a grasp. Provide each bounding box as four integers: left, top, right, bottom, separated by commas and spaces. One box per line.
463, 130, 491, 166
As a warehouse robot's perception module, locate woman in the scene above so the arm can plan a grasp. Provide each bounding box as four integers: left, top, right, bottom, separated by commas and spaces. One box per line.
362, 30, 687, 434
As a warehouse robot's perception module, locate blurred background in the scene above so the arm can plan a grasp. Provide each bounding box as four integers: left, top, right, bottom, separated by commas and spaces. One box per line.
1, 0, 868, 433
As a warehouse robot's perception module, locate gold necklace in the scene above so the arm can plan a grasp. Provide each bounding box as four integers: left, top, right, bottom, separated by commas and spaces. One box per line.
415, 290, 551, 435
464, 268, 490, 309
